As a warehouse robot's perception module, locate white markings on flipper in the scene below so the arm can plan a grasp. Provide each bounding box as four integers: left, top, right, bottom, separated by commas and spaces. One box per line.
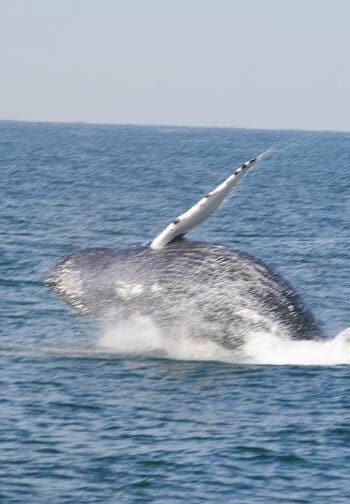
150, 157, 257, 250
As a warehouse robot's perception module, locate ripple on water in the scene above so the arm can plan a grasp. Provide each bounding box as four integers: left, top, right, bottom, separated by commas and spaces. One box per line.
1, 123, 350, 502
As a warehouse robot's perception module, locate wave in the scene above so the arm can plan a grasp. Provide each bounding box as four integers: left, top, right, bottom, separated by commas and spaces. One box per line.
97, 314, 350, 366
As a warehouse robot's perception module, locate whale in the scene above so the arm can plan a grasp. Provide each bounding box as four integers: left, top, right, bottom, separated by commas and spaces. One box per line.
44, 157, 323, 349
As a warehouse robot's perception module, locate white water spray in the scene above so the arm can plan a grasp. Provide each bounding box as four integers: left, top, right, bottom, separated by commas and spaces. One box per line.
97, 315, 350, 366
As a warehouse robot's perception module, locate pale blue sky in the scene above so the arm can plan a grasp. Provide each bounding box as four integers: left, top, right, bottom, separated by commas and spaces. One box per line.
1, 0, 349, 131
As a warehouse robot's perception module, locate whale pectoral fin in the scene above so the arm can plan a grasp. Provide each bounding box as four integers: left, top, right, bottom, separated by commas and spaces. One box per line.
150, 157, 257, 250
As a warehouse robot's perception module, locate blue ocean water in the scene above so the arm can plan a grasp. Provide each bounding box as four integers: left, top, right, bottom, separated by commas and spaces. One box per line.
1, 121, 350, 502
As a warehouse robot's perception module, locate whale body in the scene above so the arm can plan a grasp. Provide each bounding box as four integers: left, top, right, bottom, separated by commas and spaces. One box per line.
45, 156, 323, 349
45, 240, 321, 348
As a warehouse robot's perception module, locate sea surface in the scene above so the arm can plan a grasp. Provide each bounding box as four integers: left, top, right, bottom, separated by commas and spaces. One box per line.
1, 121, 349, 502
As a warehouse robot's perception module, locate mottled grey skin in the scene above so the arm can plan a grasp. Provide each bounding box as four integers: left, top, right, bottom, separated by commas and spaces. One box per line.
45, 241, 323, 349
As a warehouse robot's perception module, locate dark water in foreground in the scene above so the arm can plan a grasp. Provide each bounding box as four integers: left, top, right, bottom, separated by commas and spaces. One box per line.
1, 121, 350, 502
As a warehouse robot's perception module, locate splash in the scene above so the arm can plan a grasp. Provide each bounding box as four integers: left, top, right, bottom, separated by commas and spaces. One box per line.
256, 147, 275, 161
97, 315, 350, 366
98, 314, 234, 362
241, 327, 350, 365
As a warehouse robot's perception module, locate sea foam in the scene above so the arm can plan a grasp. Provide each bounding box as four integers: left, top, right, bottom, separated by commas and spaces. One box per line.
97, 315, 350, 366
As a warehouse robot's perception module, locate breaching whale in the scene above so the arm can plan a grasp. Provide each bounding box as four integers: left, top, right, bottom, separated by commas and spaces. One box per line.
45, 157, 323, 349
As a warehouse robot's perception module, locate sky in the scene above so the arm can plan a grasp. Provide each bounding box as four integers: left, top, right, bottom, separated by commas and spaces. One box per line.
0, 0, 349, 131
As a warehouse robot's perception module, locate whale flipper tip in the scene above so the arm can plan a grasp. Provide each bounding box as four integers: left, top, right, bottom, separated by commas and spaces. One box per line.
150, 156, 259, 250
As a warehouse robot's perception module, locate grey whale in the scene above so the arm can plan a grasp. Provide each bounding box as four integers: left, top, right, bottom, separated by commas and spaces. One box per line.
45, 157, 323, 349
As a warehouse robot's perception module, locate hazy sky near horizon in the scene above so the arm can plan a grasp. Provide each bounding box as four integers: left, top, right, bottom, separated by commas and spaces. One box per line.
1, 0, 349, 131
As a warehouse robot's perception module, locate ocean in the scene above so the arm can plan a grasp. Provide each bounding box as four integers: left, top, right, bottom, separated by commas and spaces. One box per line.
1, 121, 349, 502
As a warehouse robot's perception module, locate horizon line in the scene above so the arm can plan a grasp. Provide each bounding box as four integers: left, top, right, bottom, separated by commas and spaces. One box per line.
0, 117, 349, 135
